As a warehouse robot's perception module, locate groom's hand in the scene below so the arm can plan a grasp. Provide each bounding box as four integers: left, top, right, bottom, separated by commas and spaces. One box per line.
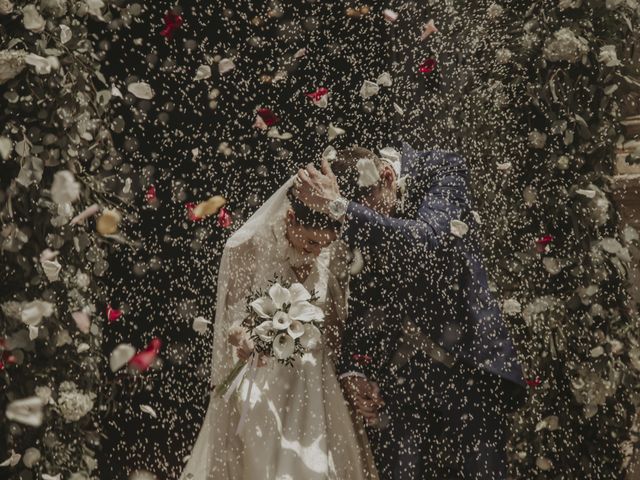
341, 376, 385, 424
294, 159, 340, 214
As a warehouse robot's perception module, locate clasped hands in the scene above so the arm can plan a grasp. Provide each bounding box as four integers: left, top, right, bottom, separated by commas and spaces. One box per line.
340, 375, 385, 426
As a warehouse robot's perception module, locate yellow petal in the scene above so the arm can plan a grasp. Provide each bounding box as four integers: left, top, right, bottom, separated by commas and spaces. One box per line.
193, 195, 226, 219
96, 209, 121, 235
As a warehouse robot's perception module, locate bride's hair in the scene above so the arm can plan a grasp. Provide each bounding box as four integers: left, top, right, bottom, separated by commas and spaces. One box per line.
286, 187, 341, 232
329, 146, 383, 202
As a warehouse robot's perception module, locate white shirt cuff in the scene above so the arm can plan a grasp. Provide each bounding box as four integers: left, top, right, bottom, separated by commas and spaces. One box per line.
337, 371, 367, 381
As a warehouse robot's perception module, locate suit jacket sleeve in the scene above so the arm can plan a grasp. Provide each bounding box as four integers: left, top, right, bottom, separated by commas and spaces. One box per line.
336, 153, 472, 377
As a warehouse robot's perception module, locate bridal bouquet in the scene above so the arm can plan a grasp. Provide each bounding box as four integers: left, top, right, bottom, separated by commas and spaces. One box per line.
214, 279, 325, 398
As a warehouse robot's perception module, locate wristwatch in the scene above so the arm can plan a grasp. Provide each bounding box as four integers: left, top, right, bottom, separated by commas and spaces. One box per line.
328, 196, 349, 221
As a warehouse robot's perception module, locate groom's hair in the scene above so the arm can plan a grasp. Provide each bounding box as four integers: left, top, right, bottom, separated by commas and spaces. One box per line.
286, 188, 342, 232
330, 146, 384, 202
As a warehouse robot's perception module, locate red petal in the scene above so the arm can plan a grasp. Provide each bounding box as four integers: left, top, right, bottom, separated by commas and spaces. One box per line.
146, 185, 157, 203
257, 108, 278, 127
526, 376, 542, 388
185, 202, 203, 221
306, 87, 329, 102
217, 208, 232, 228
129, 338, 163, 371
160, 12, 183, 39
106, 304, 122, 323
418, 58, 437, 74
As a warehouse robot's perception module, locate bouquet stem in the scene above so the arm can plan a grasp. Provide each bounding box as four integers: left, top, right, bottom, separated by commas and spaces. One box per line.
213, 358, 248, 398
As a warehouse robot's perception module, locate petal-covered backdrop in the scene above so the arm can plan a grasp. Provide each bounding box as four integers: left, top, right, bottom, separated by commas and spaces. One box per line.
1, 1, 639, 479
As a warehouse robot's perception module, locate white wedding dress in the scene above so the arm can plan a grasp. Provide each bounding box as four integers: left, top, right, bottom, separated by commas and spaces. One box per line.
180, 178, 378, 480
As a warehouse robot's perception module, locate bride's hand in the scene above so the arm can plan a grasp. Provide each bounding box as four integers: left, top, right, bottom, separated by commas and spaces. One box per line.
236, 340, 268, 367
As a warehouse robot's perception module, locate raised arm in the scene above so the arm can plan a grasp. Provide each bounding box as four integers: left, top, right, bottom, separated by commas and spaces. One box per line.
341, 157, 472, 260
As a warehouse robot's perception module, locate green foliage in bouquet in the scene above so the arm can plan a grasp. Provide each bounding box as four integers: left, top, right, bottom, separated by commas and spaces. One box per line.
0, 1, 133, 478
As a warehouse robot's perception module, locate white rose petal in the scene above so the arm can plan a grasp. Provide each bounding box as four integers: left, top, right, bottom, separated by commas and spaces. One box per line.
379, 146, 401, 163
0, 450, 21, 467
127, 82, 154, 100
0, 136, 12, 160
350, 248, 364, 276
328, 123, 345, 141
218, 58, 235, 75
598, 45, 621, 67
576, 188, 596, 198
393, 103, 404, 115
360, 80, 380, 99
267, 127, 292, 140
313, 94, 328, 108
77, 343, 90, 353
22, 447, 41, 468
140, 404, 157, 418
60, 25, 72, 43
86, 0, 105, 19
25, 54, 53, 75
470, 210, 482, 224
497, 161, 512, 171
450, 219, 469, 238
0, 50, 27, 85
272, 311, 292, 330
382, 9, 398, 22
111, 85, 123, 98
41, 259, 61, 282
52, 171, 78, 203
322, 145, 337, 161
23, 5, 46, 32
273, 333, 295, 360
72, 311, 91, 334
28, 325, 39, 340
109, 343, 136, 372
503, 298, 522, 315
192, 316, 211, 334
6, 396, 45, 427
376, 72, 392, 86
0, 0, 14, 15
356, 157, 380, 187
21, 300, 54, 326
194, 65, 211, 81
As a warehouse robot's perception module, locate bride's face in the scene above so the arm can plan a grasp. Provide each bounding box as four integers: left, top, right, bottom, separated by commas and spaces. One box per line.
285, 210, 337, 257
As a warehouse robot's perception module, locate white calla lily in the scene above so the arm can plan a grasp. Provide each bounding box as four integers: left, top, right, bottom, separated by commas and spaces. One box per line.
272, 311, 292, 330
268, 283, 291, 309
289, 301, 324, 323
273, 333, 295, 360
250, 296, 276, 318
254, 320, 275, 341
288, 283, 311, 303
287, 320, 305, 339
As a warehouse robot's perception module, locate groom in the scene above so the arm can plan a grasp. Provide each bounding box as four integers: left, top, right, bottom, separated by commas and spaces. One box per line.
294, 144, 527, 479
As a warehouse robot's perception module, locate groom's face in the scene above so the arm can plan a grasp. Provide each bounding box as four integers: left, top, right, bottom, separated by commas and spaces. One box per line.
362, 163, 398, 215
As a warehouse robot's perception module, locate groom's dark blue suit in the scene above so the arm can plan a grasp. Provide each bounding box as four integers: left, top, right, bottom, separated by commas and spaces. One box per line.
335, 143, 527, 479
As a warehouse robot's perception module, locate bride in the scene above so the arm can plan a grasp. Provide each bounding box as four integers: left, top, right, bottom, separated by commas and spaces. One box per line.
180, 176, 379, 480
